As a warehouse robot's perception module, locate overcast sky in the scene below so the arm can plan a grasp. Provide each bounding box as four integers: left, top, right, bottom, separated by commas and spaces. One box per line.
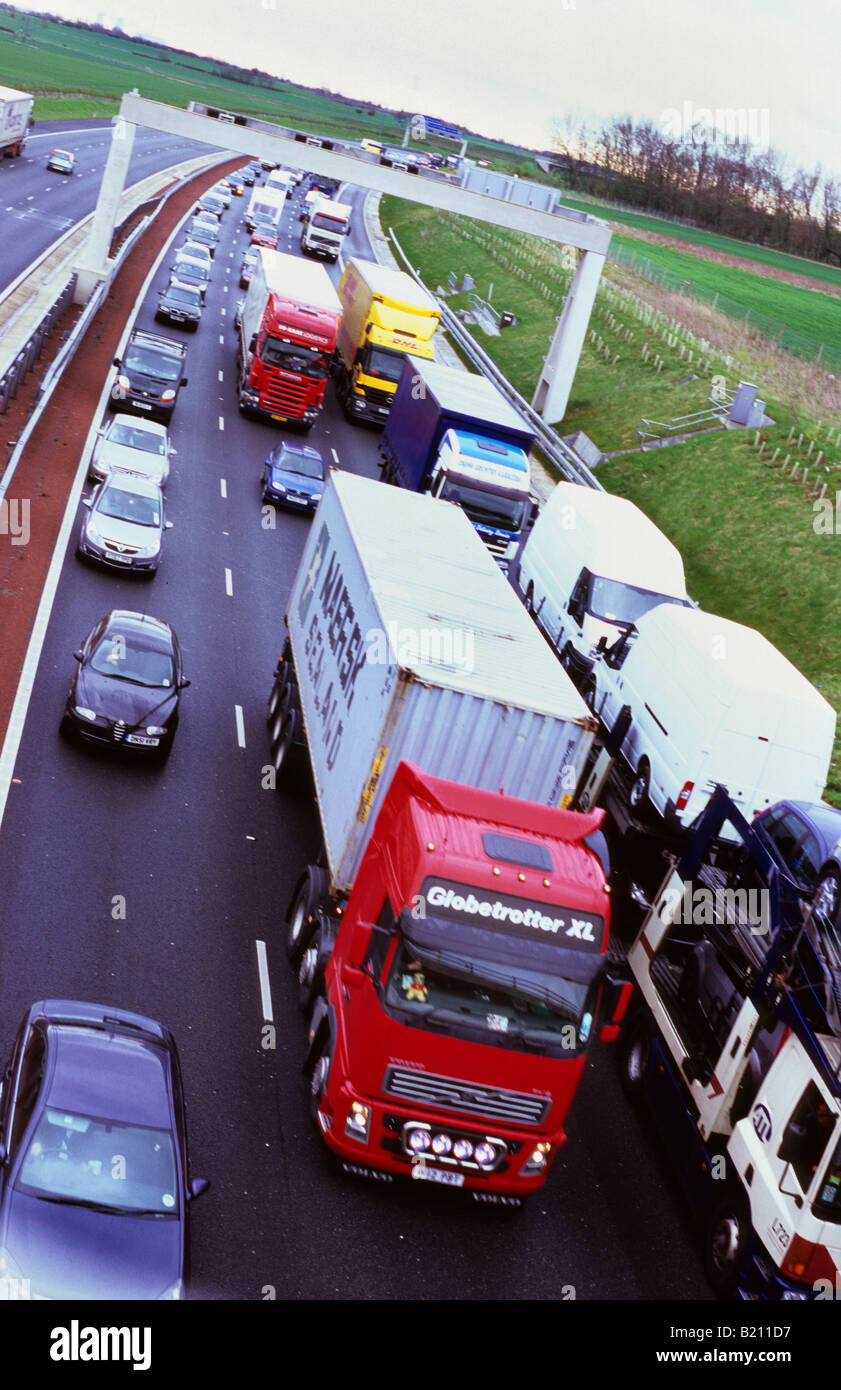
20, 0, 841, 178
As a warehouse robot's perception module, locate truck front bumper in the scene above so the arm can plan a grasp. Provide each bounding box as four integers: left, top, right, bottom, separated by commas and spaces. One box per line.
317, 1076, 564, 1196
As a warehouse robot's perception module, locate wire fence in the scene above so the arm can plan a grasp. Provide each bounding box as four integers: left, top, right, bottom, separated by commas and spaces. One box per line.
607, 241, 841, 375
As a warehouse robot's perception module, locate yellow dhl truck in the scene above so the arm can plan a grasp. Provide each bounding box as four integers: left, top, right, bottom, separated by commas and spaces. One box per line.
334, 258, 440, 425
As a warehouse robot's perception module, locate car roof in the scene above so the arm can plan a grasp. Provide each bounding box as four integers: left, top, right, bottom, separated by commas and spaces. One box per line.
46, 1024, 173, 1129
276, 441, 323, 462
766, 799, 841, 851
98, 471, 162, 499
107, 413, 169, 439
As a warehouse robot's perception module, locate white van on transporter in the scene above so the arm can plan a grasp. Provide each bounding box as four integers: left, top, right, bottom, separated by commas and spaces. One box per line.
513, 482, 690, 708
592, 603, 836, 833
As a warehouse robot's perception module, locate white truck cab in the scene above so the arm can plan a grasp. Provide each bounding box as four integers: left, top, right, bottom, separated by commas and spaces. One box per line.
427, 429, 532, 570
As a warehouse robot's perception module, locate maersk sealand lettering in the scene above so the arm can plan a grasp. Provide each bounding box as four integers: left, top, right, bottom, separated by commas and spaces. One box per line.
315, 548, 367, 710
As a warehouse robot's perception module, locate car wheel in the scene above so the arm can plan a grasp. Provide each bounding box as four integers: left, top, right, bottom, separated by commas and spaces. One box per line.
704, 1192, 749, 1298
628, 758, 651, 817
814, 867, 841, 925
619, 1017, 650, 1099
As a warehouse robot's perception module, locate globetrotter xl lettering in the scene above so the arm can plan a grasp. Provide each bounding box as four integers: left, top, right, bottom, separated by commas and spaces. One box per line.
422, 878, 604, 950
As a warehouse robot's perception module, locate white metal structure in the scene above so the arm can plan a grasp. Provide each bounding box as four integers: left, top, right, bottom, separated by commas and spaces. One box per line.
283, 471, 596, 893
74, 93, 611, 421
515, 481, 689, 699
595, 603, 836, 831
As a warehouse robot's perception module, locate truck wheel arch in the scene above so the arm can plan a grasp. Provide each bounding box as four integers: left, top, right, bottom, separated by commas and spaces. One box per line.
703, 1188, 749, 1297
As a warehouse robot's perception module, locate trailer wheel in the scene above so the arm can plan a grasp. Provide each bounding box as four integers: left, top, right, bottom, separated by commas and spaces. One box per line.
628, 759, 651, 817
704, 1191, 749, 1297
271, 708, 300, 781
619, 1018, 650, 1099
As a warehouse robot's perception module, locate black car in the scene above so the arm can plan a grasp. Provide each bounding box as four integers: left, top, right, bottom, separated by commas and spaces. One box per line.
0, 999, 208, 1299
110, 328, 189, 423
753, 800, 841, 923
61, 610, 189, 761
156, 280, 202, 330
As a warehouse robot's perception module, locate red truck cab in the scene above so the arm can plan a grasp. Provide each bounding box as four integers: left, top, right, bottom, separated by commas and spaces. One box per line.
237, 249, 342, 429
302, 762, 619, 1200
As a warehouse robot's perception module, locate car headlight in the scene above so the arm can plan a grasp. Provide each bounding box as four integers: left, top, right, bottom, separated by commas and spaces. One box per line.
136, 540, 161, 558
84, 519, 103, 543
145, 726, 168, 736
160, 390, 176, 403
74, 706, 97, 722
158, 1279, 183, 1300
116, 375, 131, 392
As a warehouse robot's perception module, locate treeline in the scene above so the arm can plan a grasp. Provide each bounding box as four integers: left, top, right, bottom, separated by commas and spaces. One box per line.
553, 116, 841, 265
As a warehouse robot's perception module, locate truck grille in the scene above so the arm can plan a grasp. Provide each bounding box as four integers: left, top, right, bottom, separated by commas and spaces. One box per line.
265, 376, 309, 412
482, 536, 509, 557
383, 1066, 550, 1127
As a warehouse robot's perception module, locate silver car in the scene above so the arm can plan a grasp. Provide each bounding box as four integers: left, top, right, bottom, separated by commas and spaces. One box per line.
77, 473, 171, 574
89, 414, 174, 489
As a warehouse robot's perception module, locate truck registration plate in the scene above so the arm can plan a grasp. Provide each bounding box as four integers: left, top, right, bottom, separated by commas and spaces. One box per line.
271, 413, 287, 422
412, 1165, 464, 1187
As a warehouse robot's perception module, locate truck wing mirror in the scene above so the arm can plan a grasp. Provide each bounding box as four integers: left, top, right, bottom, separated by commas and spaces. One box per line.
299, 212, 306, 222
594, 635, 608, 655
249, 335, 257, 354
779, 1161, 805, 1206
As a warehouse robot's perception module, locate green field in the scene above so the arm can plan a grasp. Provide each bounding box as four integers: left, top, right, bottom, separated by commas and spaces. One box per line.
560, 193, 841, 291
382, 195, 841, 801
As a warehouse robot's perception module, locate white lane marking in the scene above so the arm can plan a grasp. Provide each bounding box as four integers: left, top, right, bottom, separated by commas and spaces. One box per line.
219, 415, 225, 431
331, 448, 339, 464
221, 308, 226, 317
225, 567, 233, 596
219, 334, 224, 344
256, 940, 273, 1022
234, 703, 246, 746
220, 478, 227, 498
218, 369, 223, 382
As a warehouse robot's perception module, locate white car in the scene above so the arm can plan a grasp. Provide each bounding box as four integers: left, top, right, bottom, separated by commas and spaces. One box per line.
78, 473, 171, 574
88, 414, 174, 489
179, 240, 213, 269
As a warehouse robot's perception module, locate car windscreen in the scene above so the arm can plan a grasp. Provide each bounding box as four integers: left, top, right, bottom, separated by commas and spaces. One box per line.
107, 422, 167, 454
271, 448, 323, 479
90, 633, 176, 687
18, 1108, 179, 1215
443, 480, 525, 531
165, 285, 200, 307
97, 485, 160, 527
122, 349, 182, 383
260, 338, 328, 378
587, 576, 684, 626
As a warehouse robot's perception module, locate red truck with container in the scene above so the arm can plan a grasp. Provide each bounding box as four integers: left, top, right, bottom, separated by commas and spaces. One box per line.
236, 248, 342, 430
269, 472, 627, 1201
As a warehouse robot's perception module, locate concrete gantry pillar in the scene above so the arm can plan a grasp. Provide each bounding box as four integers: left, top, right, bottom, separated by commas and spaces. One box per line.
73, 116, 137, 303
532, 249, 605, 424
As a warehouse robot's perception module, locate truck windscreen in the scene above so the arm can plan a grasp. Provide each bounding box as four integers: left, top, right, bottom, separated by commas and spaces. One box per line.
260, 339, 328, 378
383, 938, 598, 1055
442, 479, 525, 532
312, 213, 347, 233
361, 346, 406, 384
587, 576, 685, 626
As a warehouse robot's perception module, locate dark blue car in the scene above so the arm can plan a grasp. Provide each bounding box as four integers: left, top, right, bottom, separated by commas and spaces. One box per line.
261, 441, 326, 513
0, 1000, 209, 1299
753, 799, 841, 923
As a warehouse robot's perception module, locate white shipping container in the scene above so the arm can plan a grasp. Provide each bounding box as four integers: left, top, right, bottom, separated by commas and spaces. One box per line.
286, 472, 597, 894
0, 86, 33, 148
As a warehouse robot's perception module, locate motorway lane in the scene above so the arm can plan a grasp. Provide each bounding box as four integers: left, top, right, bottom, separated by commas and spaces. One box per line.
0, 176, 711, 1301
0, 119, 225, 292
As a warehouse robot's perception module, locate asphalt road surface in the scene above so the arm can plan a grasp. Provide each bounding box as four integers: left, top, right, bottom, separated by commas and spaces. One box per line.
0, 171, 712, 1302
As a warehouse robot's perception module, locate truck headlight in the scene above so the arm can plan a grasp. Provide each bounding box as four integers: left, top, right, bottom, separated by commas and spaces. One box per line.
521, 1141, 552, 1175
344, 1102, 371, 1143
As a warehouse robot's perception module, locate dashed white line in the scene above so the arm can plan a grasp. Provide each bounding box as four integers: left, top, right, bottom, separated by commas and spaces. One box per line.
225, 567, 233, 596
218, 415, 225, 431
331, 448, 339, 464
220, 478, 227, 498
221, 308, 226, 317
234, 702, 246, 746
218, 334, 224, 345
218, 369, 223, 382
256, 940, 273, 1021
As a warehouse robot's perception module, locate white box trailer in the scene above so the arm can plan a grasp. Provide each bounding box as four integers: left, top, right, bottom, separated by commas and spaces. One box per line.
595, 602, 836, 832
514, 481, 690, 705
282, 472, 597, 894
0, 85, 33, 157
